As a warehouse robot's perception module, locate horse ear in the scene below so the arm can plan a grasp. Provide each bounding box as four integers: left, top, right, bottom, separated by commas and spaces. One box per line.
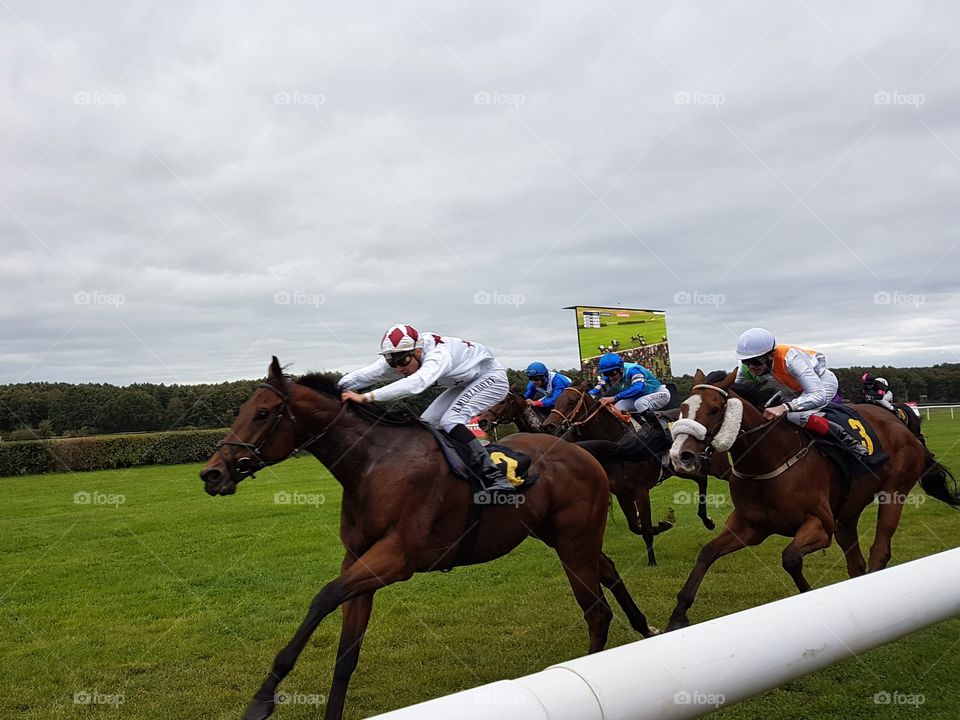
510, 384, 517, 392
268, 356, 283, 383
718, 368, 737, 389
693, 369, 705, 384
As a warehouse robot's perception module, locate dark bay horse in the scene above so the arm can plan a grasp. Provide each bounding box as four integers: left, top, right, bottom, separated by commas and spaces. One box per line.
541, 384, 728, 565
667, 368, 960, 630
475, 387, 542, 437
200, 358, 656, 720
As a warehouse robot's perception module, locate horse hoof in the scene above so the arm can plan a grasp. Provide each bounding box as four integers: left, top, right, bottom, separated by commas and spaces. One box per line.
243, 697, 275, 720
645, 625, 662, 637
666, 617, 689, 632
656, 521, 674, 534
703, 517, 716, 531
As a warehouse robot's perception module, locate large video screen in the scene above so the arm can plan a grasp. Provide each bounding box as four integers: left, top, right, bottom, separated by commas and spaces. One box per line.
566, 306, 671, 378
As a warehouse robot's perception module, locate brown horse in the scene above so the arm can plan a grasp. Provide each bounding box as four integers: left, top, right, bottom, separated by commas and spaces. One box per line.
475, 387, 543, 437
199, 358, 656, 720
666, 368, 960, 631
541, 384, 728, 565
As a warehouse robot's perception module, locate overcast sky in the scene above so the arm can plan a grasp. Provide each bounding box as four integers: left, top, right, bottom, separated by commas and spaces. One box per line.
1, 1, 958, 385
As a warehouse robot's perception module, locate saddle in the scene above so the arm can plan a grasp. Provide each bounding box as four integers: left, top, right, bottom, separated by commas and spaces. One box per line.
422, 423, 538, 495
814, 404, 889, 480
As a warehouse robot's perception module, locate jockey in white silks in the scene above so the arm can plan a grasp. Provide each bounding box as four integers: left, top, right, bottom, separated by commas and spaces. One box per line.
338, 323, 516, 491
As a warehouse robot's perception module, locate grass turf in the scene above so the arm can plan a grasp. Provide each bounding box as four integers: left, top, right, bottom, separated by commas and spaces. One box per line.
0, 417, 958, 719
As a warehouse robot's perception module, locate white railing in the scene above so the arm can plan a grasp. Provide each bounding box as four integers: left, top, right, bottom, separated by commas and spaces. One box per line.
368, 548, 960, 720
916, 404, 960, 420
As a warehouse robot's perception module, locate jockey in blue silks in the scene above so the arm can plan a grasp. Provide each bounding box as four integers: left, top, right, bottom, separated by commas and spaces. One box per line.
589, 353, 671, 423
523, 362, 572, 415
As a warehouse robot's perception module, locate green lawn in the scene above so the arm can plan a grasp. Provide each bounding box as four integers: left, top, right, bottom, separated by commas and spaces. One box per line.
1, 418, 958, 719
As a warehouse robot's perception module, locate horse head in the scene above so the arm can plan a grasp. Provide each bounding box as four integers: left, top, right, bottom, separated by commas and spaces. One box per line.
476, 386, 523, 433
541, 384, 592, 435
200, 357, 304, 496
669, 368, 741, 475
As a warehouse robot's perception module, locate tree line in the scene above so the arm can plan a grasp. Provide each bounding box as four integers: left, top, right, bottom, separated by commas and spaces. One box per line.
2, 363, 958, 440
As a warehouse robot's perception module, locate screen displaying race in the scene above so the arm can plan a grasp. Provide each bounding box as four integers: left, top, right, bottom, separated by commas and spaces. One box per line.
568, 305, 671, 378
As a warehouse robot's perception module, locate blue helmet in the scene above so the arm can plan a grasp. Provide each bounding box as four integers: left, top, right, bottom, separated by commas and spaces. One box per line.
597, 353, 624, 375
525, 361, 548, 379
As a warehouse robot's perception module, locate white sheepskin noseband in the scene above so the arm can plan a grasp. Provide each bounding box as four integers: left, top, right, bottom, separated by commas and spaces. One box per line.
710, 397, 743, 452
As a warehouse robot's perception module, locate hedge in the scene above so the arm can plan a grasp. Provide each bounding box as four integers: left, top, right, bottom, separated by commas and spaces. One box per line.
0, 429, 229, 476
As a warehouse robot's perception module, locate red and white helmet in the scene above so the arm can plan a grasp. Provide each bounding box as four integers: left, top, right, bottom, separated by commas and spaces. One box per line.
378, 324, 422, 355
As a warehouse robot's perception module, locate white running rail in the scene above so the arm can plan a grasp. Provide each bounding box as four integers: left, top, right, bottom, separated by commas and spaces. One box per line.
368, 548, 960, 720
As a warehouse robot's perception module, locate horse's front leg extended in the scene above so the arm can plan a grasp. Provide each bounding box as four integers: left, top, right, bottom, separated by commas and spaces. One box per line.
666, 512, 766, 631
243, 538, 411, 720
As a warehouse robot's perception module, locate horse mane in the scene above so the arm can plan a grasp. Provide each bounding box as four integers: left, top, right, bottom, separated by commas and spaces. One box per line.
295, 373, 422, 426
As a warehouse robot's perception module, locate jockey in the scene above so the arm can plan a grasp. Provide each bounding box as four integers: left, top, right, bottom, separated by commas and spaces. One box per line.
523, 362, 572, 414
860, 373, 895, 411
588, 352, 671, 424
873, 377, 895, 411
734, 327, 867, 456
338, 324, 515, 491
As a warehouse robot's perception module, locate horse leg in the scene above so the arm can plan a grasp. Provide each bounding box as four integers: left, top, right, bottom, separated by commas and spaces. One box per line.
598, 552, 658, 637
867, 494, 907, 571
781, 515, 832, 593
547, 535, 613, 654
244, 539, 410, 720
323, 591, 374, 720
633, 488, 659, 566
666, 512, 765, 631
835, 517, 866, 578
693, 474, 716, 530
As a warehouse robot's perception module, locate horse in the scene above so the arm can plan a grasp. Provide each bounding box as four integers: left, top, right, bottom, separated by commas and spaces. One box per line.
666, 368, 960, 631
541, 384, 728, 566
199, 358, 656, 720
859, 396, 925, 443
475, 387, 543, 437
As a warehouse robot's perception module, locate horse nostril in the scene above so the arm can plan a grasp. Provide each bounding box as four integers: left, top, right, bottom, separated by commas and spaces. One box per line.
201, 468, 221, 484
478, 419, 490, 431
680, 451, 696, 467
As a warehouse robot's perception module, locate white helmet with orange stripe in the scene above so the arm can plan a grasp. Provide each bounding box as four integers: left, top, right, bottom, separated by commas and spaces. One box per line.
379, 324, 423, 355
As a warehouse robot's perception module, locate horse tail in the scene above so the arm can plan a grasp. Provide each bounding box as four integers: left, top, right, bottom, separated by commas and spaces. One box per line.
919, 452, 960, 507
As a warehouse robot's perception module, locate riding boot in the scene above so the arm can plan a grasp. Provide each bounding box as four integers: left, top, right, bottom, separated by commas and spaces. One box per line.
642, 409, 665, 430
465, 437, 517, 492
827, 421, 869, 457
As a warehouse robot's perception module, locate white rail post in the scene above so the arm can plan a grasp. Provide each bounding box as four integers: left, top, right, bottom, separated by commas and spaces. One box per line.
368, 548, 960, 720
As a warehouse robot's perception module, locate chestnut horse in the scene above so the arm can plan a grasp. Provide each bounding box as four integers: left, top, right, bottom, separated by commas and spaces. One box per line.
541, 384, 729, 565
200, 359, 656, 720
667, 368, 960, 630
475, 387, 542, 437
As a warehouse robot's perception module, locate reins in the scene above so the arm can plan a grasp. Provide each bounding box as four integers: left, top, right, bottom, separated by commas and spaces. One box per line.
217, 382, 349, 479
691, 382, 813, 481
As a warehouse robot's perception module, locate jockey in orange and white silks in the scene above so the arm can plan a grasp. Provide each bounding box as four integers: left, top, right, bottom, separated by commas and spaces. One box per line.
338, 324, 516, 490
734, 327, 867, 456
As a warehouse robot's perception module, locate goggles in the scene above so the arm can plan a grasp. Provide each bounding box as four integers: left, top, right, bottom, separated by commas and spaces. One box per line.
386, 352, 415, 368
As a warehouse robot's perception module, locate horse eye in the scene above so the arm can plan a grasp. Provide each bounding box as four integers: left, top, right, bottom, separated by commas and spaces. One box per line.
709, 407, 720, 415
255, 409, 270, 420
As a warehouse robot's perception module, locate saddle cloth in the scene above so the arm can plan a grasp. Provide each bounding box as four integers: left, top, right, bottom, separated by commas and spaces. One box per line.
423, 423, 538, 492
815, 403, 889, 480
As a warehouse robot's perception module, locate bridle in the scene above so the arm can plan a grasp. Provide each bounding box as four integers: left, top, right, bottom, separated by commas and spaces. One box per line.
544, 387, 628, 436
677, 383, 811, 480
215, 382, 348, 480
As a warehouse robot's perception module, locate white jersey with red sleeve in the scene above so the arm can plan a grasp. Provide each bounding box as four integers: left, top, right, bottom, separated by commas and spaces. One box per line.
337, 333, 503, 403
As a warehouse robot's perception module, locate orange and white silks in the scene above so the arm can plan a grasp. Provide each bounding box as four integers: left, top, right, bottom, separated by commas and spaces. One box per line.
771, 344, 819, 393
